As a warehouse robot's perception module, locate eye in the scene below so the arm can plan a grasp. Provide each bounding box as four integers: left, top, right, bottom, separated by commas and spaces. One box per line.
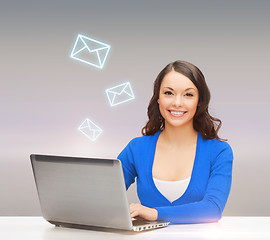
164, 91, 173, 95
185, 93, 194, 97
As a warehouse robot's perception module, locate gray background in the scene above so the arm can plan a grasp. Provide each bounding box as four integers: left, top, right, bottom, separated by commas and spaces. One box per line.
1, 0, 269, 216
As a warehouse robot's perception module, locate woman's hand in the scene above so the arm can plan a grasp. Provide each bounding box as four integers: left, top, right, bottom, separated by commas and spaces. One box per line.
129, 203, 158, 221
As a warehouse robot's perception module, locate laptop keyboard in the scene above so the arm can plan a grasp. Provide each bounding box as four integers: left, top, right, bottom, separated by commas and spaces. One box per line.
132, 218, 169, 231
132, 219, 152, 226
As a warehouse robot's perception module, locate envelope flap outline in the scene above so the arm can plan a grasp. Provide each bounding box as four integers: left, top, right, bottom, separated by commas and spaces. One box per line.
78, 118, 103, 141
70, 34, 111, 69
106, 83, 132, 97
106, 82, 135, 106
79, 119, 102, 132
70, 35, 87, 57
80, 35, 110, 53
106, 83, 128, 104
121, 83, 134, 98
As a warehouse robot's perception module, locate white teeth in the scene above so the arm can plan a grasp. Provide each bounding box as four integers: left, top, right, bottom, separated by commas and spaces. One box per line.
170, 111, 185, 115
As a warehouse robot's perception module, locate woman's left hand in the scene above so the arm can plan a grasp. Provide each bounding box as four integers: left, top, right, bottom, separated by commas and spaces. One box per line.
129, 203, 158, 221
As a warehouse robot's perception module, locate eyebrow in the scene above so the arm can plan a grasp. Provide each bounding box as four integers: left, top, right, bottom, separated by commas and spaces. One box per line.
163, 87, 196, 91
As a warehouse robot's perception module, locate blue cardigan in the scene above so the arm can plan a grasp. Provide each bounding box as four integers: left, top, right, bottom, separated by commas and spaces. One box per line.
117, 131, 233, 224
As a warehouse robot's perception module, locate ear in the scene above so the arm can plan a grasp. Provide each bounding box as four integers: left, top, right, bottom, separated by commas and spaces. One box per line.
157, 99, 159, 104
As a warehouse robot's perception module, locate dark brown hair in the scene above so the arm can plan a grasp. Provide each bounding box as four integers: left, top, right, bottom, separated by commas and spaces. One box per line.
141, 60, 225, 140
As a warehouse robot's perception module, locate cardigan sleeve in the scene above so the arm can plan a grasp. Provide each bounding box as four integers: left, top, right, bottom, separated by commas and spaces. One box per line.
155, 142, 233, 224
117, 140, 137, 190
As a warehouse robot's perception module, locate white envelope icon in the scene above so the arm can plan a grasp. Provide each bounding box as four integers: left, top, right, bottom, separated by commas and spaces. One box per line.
70, 34, 110, 69
78, 118, 102, 141
106, 82, 135, 106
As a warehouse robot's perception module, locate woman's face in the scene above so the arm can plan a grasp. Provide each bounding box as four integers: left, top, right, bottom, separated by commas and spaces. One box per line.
158, 70, 199, 129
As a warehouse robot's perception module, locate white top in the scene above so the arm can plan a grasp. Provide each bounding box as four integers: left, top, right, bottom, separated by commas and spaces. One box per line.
153, 177, 191, 202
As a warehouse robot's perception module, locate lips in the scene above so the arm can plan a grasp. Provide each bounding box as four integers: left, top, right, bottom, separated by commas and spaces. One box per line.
168, 110, 186, 117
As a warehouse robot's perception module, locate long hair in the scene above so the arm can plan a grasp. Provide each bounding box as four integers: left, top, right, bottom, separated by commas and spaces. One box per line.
141, 60, 225, 140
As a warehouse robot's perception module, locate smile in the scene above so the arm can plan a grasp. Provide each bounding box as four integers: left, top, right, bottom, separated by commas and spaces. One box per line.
168, 110, 186, 117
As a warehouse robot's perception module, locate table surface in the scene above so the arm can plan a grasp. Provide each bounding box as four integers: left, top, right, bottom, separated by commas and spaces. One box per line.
1, 217, 270, 240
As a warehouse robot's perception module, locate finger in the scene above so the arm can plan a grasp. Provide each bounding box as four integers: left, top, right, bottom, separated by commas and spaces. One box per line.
130, 203, 140, 207
129, 203, 140, 211
131, 210, 139, 218
129, 203, 136, 209
129, 205, 136, 212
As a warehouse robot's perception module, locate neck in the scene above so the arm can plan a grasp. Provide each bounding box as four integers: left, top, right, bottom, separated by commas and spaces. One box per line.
160, 124, 198, 147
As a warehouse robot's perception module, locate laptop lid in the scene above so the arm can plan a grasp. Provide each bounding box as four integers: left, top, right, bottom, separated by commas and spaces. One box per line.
30, 154, 133, 230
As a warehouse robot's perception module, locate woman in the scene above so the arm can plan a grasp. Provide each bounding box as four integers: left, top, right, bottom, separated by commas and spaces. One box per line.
117, 60, 233, 224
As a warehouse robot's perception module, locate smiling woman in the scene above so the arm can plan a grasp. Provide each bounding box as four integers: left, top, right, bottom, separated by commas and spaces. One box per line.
157, 71, 199, 131
118, 60, 233, 224
143, 60, 223, 140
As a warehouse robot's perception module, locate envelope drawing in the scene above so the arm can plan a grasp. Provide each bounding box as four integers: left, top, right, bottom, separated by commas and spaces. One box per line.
70, 34, 110, 69
78, 118, 102, 141
106, 82, 135, 106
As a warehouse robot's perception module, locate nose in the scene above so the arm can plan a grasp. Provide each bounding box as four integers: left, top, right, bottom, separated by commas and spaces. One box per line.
173, 95, 183, 107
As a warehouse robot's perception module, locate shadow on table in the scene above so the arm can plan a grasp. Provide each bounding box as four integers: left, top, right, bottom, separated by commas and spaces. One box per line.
42, 222, 223, 240
42, 223, 150, 240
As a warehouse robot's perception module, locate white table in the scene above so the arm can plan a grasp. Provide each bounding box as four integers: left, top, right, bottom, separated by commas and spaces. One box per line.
0, 217, 269, 240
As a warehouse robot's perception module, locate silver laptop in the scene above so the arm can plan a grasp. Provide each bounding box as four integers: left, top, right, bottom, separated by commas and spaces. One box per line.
30, 154, 169, 231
